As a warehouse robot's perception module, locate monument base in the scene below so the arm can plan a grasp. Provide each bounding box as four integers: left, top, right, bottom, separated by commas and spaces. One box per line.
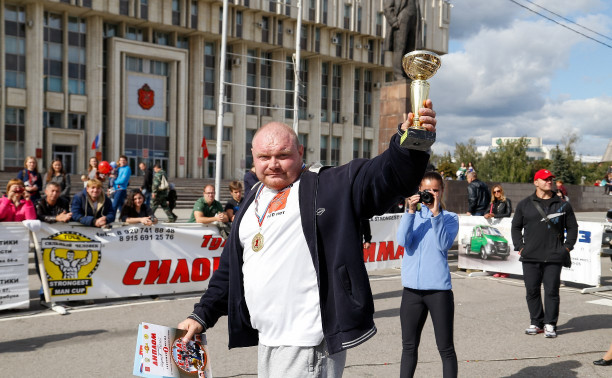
378, 80, 411, 153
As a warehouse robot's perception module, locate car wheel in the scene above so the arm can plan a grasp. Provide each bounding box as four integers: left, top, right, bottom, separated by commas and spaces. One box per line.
480, 247, 488, 260
465, 245, 470, 255
501, 255, 508, 261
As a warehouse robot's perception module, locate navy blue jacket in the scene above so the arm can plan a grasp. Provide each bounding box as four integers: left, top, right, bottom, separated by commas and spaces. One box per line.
71, 188, 115, 226
189, 133, 429, 354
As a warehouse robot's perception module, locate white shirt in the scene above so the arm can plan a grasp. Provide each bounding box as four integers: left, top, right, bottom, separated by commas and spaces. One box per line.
239, 180, 324, 346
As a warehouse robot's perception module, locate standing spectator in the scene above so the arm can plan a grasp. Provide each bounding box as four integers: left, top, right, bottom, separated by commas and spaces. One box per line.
112, 155, 131, 215
593, 341, 612, 366
82, 156, 102, 187
151, 163, 176, 222
224, 181, 244, 222
44, 158, 71, 202
555, 179, 569, 201
396, 171, 459, 378
71, 179, 115, 227
139, 162, 153, 206
484, 184, 512, 220
121, 189, 157, 226
17, 156, 43, 204
485, 184, 513, 279
467, 162, 475, 173
466, 171, 490, 216
243, 166, 258, 199
36, 182, 72, 223
188, 184, 230, 238
0, 179, 36, 222
456, 162, 467, 181
606, 173, 612, 195
511, 169, 578, 338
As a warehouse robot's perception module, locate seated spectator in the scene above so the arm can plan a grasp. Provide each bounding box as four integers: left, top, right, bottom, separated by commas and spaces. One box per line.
17, 156, 43, 204
71, 179, 115, 227
224, 181, 244, 222
189, 184, 230, 238
44, 158, 71, 202
120, 189, 157, 226
36, 182, 72, 223
0, 179, 36, 222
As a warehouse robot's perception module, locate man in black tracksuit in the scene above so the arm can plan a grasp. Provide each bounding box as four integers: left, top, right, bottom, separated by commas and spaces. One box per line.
511, 169, 578, 338
466, 171, 490, 215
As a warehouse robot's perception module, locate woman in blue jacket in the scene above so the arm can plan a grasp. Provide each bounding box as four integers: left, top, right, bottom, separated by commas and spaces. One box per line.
396, 171, 459, 378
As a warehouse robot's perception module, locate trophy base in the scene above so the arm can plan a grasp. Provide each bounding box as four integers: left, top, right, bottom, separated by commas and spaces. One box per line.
400, 128, 436, 151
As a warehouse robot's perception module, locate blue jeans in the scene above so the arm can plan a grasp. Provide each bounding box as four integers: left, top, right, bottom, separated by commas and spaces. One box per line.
143, 190, 152, 207
112, 189, 127, 215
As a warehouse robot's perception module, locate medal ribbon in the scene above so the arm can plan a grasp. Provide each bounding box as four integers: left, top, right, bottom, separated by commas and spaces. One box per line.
254, 185, 290, 228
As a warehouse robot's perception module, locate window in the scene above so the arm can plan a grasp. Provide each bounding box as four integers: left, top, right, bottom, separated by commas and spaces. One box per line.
314, 27, 320, 53
298, 60, 308, 120
357, 6, 362, 33
260, 52, 272, 116
308, 0, 315, 21
285, 56, 294, 119
354, 68, 361, 125
141, 0, 149, 20
320, 136, 328, 165
322, 0, 328, 24
349, 35, 354, 60
172, 0, 181, 25
363, 139, 372, 159
376, 13, 383, 37
300, 25, 307, 50
364, 70, 372, 127
5, 4, 26, 88
4, 108, 25, 168
343, 4, 351, 29
68, 113, 86, 130
125, 118, 170, 164
236, 11, 243, 37
298, 134, 308, 163
119, 0, 129, 15
246, 50, 256, 115
261, 17, 269, 43
44, 12, 63, 92
204, 42, 215, 110
331, 137, 340, 166
126, 26, 144, 41
277, 20, 283, 46
353, 138, 361, 159
190, 0, 198, 29
153, 31, 169, 45
224, 45, 233, 112
335, 33, 342, 57
44, 111, 63, 128
176, 36, 189, 49
68, 17, 87, 95
331, 64, 341, 123
321, 62, 329, 122
245, 129, 256, 169
126, 56, 144, 72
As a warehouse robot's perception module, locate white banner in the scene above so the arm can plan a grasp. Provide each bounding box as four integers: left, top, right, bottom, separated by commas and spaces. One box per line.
364, 214, 404, 271
0, 222, 30, 310
457, 216, 603, 286
34, 223, 224, 302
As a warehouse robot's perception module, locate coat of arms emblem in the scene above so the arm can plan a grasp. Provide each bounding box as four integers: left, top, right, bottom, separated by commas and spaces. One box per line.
138, 83, 155, 110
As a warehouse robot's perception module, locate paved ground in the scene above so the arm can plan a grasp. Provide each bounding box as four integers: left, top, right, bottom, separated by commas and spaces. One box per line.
1, 211, 611, 377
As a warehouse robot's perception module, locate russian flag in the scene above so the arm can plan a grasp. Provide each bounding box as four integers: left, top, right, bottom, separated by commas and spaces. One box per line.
91, 131, 101, 150
202, 137, 209, 158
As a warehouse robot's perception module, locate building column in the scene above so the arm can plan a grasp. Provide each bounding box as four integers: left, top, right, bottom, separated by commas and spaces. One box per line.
85, 15, 104, 174
188, 35, 204, 178
25, 2, 44, 159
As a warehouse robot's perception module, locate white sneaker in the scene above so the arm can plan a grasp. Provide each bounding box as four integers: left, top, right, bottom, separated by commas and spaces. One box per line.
525, 325, 543, 335
544, 324, 557, 338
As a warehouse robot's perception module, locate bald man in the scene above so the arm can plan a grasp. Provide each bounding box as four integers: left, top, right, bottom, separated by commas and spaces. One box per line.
179, 102, 437, 377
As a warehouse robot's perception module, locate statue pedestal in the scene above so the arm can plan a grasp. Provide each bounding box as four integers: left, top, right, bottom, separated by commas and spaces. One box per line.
378, 80, 410, 154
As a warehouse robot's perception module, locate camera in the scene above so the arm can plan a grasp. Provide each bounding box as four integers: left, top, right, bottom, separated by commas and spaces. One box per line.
13, 187, 25, 194
417, 190, 434, 204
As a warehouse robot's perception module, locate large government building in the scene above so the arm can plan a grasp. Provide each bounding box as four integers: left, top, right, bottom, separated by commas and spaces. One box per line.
0, 0, 449, 179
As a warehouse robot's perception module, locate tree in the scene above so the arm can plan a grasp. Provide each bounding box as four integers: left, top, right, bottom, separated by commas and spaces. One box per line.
435, 151, 457, 179
478, 138, 532, 182
454, 138, 480, 172
551, 133, 581, 184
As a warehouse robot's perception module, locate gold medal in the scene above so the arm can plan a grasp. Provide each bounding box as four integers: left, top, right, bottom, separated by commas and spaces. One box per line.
252, 232, 264, 252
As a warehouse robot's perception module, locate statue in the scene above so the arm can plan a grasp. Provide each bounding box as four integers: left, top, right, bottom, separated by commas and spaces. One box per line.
383, 0, 422, 81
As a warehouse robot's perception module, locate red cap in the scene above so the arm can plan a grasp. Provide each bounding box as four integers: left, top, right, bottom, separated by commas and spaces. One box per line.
534, 169, 555, 181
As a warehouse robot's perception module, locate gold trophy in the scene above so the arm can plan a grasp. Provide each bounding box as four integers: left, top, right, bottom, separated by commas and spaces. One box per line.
400, 50, 441, 151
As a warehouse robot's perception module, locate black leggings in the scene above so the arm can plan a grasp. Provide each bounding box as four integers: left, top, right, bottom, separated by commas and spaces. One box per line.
400, 288, 457, 378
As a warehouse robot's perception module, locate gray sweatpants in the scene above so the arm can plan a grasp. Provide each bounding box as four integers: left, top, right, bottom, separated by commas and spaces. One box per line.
258, 339, 346, 378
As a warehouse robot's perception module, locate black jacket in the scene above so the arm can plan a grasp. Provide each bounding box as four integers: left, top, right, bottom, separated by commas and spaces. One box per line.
141, 167, 153, 192
188, 133, 429, 354
490, 198, 512, 218
511, 192, 578, 263
467, 179, 490, 214
36, 196, 70, 223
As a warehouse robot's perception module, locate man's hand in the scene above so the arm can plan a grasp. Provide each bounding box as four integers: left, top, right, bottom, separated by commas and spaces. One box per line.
95, 217, 107, 228
56, 211, 72, 223
401, 99, 436, 133
363, 242, 371, 250
216, 212, 228, 223
178, 318, 204, 343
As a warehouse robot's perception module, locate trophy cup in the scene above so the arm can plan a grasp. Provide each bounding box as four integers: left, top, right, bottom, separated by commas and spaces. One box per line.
400, 50, 442, 151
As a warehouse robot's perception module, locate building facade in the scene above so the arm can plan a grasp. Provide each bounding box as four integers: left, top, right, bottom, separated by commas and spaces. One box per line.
0, 0, 449, 179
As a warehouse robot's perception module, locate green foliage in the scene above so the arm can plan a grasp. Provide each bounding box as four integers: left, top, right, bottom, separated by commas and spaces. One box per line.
550, 134, 582, 184
433, 151, 457, 179
478, 138, 532, 182
454, 138, 480, 171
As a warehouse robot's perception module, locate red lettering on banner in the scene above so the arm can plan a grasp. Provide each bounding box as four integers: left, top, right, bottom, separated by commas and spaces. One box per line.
395, 245, 405, 259
144, 260, 172, 284
363, 242, 377, 262
209, 237, 222, 250
201, 234, 212, 248
123, 261, 146, 285
169, 259, 190, 283
213, 256, 220, 272
191, 258, 211, 281
377, 241, 395, 261
151, 333, 158, 366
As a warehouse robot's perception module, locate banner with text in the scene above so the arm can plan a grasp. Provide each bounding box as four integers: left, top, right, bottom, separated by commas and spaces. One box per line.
34, 223, 224, 302
364, 213, 404, 271
0, 223, 30, 310
457, 216, 603, 286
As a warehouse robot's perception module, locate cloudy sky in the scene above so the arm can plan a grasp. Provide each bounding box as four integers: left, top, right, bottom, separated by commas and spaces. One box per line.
430, 0, 612, 159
